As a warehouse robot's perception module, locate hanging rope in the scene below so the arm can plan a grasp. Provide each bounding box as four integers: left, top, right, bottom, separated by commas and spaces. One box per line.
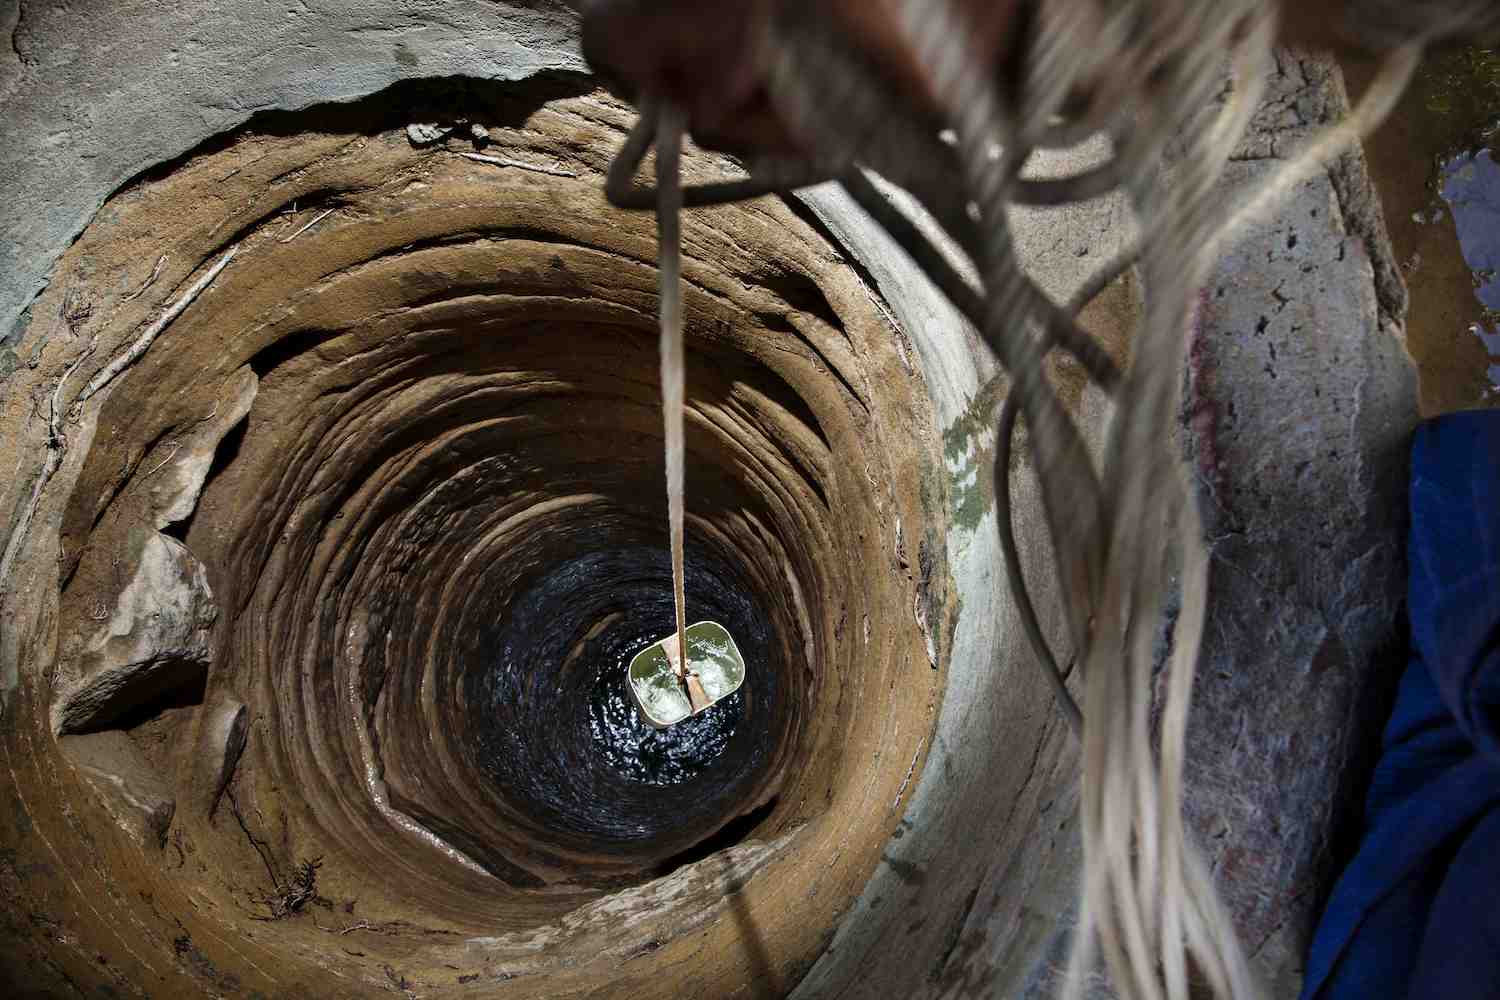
653, 101, 693, 701
596, 1, 1490, 994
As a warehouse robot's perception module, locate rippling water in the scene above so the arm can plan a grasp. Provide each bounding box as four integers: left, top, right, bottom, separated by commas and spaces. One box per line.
588, 640, 744, 787
467, 542, 777, 846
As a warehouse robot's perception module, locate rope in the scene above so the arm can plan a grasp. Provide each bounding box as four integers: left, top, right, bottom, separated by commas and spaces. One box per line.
655, 102, 690, 694
596, 1, 1488, 994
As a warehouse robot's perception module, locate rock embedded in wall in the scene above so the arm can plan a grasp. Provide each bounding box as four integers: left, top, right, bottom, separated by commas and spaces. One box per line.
51, 531, 217, 736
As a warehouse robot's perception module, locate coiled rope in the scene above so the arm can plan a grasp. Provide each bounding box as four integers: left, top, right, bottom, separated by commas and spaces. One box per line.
599, 1, 1491, 994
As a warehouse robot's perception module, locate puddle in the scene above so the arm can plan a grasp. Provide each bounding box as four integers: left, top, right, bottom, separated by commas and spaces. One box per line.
1342, 46, 1500, 414
1439, 149, 1500, 397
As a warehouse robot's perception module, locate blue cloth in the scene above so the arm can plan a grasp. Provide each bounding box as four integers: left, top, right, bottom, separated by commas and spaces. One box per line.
1301, 410, 1500, 1000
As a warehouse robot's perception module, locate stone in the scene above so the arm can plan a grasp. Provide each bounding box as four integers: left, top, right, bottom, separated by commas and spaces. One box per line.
192, 695, 248, 819
405, 122, 447, 146
150, 366, 257, 529
58, 730, 176, 850
51, 533, 216, 735
0, 0, 586, 346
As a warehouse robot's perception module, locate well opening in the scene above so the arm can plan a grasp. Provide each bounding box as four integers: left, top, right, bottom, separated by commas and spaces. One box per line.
17, 77, 950, 990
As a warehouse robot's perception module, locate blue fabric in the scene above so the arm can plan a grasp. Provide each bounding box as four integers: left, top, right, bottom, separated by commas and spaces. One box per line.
1302, 410, 1500, 1000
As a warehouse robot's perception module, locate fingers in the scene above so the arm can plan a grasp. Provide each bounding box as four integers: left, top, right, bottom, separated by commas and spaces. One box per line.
581, 0, 1022, 158
581, 0, 771, 128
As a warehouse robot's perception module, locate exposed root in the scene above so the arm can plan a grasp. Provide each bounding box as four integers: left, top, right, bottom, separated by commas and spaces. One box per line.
75, 244, 238, 404
253, 856, 326, 921
225, 786, 280, 890
279, 208, 335, 244
226, 779, 329, 922
0, 334, 96, 610
383, 963, 421, 999
143, 441, 182, 478
893, 737, 926, 810
458, 152, 579, 177
121, 255, 167, 302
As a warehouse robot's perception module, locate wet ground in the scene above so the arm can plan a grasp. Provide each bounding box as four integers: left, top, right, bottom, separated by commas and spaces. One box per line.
1343, 45, 1500, 415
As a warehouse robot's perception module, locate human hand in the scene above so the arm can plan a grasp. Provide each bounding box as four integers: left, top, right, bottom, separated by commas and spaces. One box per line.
580, 0, 1020, 156
580, 0, 1475, 161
